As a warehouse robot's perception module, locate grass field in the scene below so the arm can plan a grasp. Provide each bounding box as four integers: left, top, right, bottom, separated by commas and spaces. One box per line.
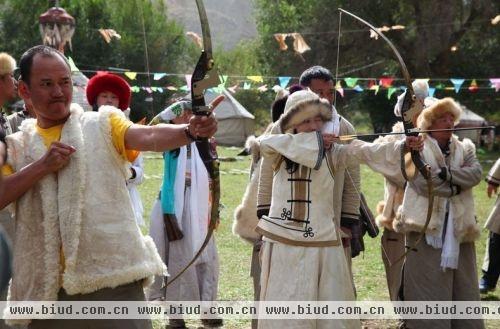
139, 147, 499, 329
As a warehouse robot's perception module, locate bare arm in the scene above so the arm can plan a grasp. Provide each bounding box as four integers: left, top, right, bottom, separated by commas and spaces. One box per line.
124, 123, 191, 151
125, 96, 223, 152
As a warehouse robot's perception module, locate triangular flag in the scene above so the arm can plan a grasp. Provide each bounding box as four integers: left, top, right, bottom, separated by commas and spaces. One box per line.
243, 82, 251, 90
468, 79, 478, 93
278, 76, 291, 88
157, 87, 164, 93
489, 78, 500, 92
166, 86, 178, 91
353, 85, 363, 92
370, 85, 380, 95
153, 73, 167, 81
257, 84, 268, 92
367, 79, 376, 89
228, 84, 239, 93
124, 72, 137, 80
450, 78, 465, 93
387, 87, 397, 99
185, 75, 192, 88
379, 77, 394, 88
67, 57, 79, 72
179, 85, 189, 92
247, 76, 263, 83
335, 81, 344, 98
219, 75, 228, 86
428, 87, 436, 97
151, 87, 158, 92
131, 86, 140, 93
344, 77, 358, 88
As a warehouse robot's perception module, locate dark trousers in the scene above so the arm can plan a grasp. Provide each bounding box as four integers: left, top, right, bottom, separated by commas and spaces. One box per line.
482, 231, 500, 287
28, 281, 152, 329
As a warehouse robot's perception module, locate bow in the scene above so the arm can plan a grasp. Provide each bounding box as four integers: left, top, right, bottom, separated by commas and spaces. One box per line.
166, 0, 220, 286
338, 8, 434, 265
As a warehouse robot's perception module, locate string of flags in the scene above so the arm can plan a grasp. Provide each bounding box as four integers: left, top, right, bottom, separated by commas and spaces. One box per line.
67, 58, 500, 99
124, 75, 500, 99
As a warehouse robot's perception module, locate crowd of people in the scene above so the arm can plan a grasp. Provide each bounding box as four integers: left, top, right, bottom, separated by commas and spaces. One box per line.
0, 45, 497, 329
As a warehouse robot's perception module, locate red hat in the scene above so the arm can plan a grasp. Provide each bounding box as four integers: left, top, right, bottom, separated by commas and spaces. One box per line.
86, 72, 131, 111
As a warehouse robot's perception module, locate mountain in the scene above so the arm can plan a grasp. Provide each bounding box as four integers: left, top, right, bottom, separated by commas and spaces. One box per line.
164, 0, 257, 50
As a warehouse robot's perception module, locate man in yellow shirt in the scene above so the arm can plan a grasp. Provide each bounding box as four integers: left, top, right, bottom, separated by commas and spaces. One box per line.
0, 45, 221, 329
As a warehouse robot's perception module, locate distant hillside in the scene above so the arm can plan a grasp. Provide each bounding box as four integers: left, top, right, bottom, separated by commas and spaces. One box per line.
164, 0, 258, 50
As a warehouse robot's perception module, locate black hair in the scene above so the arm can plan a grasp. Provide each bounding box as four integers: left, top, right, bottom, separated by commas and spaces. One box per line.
19, 45, 70, 85
299, 66, 333, 87
271, 97, 287, 123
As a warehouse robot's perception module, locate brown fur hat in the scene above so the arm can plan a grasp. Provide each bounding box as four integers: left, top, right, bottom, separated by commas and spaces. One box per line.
280, 90, 332, 133
417, 97, 462, 131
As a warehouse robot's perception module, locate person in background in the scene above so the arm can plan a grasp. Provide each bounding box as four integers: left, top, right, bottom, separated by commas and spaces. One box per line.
7, 98, 36, 133
298, 66, 361, 286
479, 158, 500, 294
148, 100, 222, 329
394, 97, 484, 329
374, 79, 431, 301
234, 84, 303, 329
0, 51, 17, 329
86, 71, 146, 228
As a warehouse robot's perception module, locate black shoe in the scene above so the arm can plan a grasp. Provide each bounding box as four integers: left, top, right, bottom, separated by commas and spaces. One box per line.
201, 318, 223, 328
479, 278, 495, 294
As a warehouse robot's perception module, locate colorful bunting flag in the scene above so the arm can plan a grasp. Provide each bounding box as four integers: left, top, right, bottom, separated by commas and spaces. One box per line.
450, 78, 465, 93
344, 78, 358, 88
379, 78, 394, 88
124, 72, 137, 80
387, 87, 397, 99
353, 85, 363, 92
243, 82, 251, 90
257, 84, 268, 92
247, 76, 263, 83
428, 87, 436, 97
153, 73, 167, 80
490, 78, 500, 92
335, 81, 344, 98
370, 85, 380, 95
278, 76, 291, 88
468, 79, 478, 93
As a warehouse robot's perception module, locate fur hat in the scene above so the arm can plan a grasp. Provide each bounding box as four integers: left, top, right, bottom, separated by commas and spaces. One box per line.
0, 52, 16, 75
280, 90, 332, 133
394, 79, 429, 117
86, 72, 131, 111
417, 97, 462, 131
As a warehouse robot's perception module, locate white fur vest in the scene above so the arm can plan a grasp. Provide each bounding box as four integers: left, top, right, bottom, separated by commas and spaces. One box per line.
395, 136, 480, 242
4, 105, 166, 324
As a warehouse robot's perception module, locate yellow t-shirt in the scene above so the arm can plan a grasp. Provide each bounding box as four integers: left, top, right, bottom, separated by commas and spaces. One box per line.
2, 113, 138, 175
1, 113, 139, 272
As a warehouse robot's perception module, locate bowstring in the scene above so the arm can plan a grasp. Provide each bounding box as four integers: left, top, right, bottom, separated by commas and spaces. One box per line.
334, 11, 342, 109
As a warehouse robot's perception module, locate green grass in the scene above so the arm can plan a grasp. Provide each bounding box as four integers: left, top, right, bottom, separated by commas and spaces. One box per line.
139, 147, 500, 329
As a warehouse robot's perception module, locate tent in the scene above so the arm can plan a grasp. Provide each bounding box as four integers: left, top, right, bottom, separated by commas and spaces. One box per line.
455, 106, 488, 145
204, 89, 255, 146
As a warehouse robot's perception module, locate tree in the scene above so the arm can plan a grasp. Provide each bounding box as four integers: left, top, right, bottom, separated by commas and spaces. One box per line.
254, 0, 499, 131
0, 0, 198, 120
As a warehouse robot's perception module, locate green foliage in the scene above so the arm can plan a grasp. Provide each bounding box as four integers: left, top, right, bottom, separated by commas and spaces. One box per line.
0, 0, 198, 120
254, 0, 499, 129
